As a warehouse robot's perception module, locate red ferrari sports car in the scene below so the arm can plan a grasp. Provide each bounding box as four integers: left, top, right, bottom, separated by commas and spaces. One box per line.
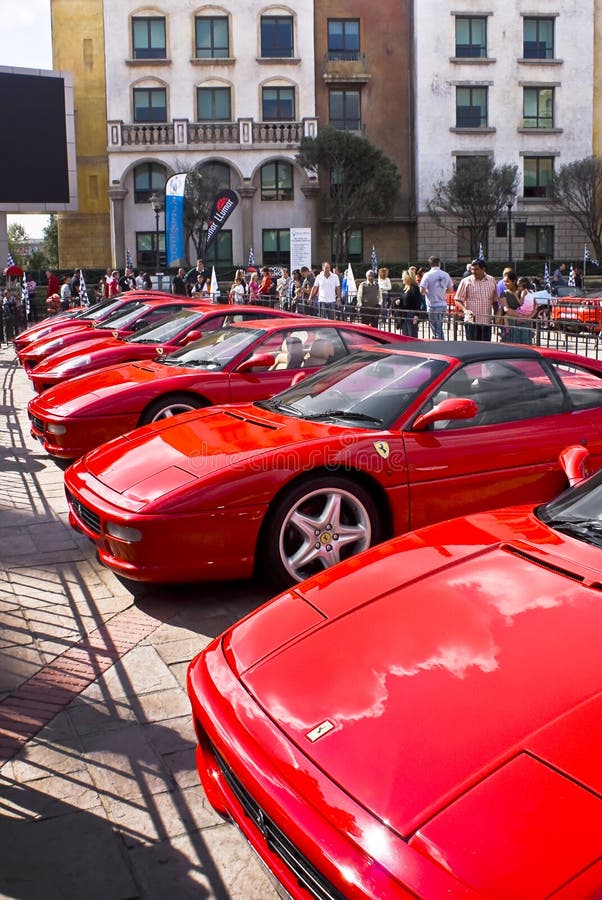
13, 290, 168, 354
31, 318, 404, 460
187, 444, 602, 900
19, 295, 202, 371
28, 304, 298, 393
63, 341, 602, 584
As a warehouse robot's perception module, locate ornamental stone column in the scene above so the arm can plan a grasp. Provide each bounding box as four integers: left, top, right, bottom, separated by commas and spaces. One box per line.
237, 182, 257, 263
108, 186, 128, 269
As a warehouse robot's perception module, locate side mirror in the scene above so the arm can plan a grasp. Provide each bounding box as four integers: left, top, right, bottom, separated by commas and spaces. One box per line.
181, 330, 202, 345
559, 444, 591, 487
413, 397, 478, 431
237, 352, 276, 373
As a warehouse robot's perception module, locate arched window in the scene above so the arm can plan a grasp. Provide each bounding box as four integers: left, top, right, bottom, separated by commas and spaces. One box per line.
197, 161, 231, 190
134, 163, 167, 203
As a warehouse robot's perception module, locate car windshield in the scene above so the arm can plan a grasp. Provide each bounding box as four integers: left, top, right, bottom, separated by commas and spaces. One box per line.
96, 302, 149, 330
82, 294, 135, 321
159, 327, 263, 369
127, 309, 201, 344
257, 351, 448, 428
538, 469, 602, 548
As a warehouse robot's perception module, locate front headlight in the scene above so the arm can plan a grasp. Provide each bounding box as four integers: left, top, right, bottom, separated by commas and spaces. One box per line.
105, 522, 142, 542
46, 423, 66, 435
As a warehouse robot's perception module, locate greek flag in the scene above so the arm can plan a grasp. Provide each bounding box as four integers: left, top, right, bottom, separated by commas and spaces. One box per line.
543, 263, 551, 293
568, 266, 576, 287
78, 269, 90, 306
126, 248, 133, 269
370, 245, 378, 274
248, 247, 255, 268
584, 245, 599, 267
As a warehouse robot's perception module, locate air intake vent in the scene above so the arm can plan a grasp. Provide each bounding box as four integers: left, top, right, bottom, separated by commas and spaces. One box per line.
501, 544, 602, 591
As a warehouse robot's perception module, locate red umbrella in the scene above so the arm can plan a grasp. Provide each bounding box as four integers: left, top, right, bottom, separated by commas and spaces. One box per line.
4, 264, 24, 277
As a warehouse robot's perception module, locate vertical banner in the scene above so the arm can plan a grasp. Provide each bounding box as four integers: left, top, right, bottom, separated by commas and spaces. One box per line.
205, 189, 239, 250
165, 173, 188, 267
289, 228, 312, 271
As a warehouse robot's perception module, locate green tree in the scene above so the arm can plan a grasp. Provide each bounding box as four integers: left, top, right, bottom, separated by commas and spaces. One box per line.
42, 214, 59, 267
7, 222, 28, 265
295, 127, 401, 264
427, 158, 519, 260
548, 156, 602, 264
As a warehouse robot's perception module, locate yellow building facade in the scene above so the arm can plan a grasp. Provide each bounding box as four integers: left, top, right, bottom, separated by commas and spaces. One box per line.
51, 0, 111, 268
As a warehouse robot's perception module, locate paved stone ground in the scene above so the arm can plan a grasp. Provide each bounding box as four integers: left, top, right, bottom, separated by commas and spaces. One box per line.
0, 343, 279, 899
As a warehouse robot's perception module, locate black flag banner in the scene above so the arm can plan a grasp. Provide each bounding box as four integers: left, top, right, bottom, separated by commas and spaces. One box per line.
205, 189, 239, 250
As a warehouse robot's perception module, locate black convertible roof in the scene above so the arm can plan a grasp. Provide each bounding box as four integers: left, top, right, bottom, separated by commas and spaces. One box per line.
385, 340, 541, 363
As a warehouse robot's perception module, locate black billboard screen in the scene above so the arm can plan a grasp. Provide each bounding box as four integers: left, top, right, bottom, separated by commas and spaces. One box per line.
0, 71, 70, 204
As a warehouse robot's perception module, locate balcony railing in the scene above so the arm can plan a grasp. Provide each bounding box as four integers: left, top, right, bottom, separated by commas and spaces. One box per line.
108, 117, 317, 150
322, 52, 370, 82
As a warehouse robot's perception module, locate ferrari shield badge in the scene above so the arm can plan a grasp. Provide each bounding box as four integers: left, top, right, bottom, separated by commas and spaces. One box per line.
306, 720, 335, 743
373, 440, 390, 460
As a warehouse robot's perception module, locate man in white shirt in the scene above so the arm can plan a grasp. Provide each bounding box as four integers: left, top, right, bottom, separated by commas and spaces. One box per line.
308, 262, 341, 319
420, 255, 454, 340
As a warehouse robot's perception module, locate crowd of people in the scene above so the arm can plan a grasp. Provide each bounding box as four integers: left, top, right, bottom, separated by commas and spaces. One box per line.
1, 253, 575, 347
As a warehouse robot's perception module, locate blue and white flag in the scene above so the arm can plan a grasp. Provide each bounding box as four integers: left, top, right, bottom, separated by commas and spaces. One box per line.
6, 251, 15, 268
248, 247, 255, 268
478, 242, 485, 261
543, 263, 551, 293
567, 266, 576, 287
165, 173, 187, 267
584, 244, 599, 267
79, 269, 90, 306
126, 248, 133, 270
370, 245, 378, 274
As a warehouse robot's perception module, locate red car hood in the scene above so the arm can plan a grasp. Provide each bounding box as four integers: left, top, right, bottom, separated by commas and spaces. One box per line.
230, 512, 602, 847
31, 336, 126, 373
79, 405, 345, 503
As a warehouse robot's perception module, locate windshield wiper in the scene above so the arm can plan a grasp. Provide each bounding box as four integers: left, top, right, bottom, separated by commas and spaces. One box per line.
268, 400, 305, 417
547, 518, 602, 546
302, 409, 384, 426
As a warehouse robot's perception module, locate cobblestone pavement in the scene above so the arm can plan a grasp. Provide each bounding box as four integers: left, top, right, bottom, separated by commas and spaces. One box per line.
0, 343, 279, 899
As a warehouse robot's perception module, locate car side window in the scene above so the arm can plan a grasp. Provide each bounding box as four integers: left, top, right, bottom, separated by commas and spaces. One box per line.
429, 359, 565, 429
197, 315, 225, 332
550, 362, 602, 410
340, 328, 388, 351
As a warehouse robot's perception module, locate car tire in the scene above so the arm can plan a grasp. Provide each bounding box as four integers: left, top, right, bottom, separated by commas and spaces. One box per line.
262, 475, 381, 587
140, 393, 207, 424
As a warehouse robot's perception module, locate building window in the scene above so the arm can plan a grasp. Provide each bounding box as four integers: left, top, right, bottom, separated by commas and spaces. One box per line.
457, 226, 480, 260
133, 88, 167, 123
455, 17, 487, 58
455, 87, 488, 128
204, 230, 232, 267
455, 155, 489, 176
197, 87, 231, 121
198, 161, 231, 191
195, 16, 229, 59
523, 17, 554, 60
327, 20, 360, 60
524, 225, 554, 260
132, 17, 166, 60
523, 157, 554, 198
263, 229, 290, 265
261, 162, 293, 201
136, 231, 164, 269
523, 87, 554, 129
329, 89, 361, 131
332, 228, 362, 262
260, 15, 293, 58
262, 87, 295, 121
134, 163, 167, 204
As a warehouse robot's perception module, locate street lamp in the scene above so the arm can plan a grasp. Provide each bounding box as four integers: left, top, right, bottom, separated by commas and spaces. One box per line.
506, 195, 514, 268
150, 192, 163, 273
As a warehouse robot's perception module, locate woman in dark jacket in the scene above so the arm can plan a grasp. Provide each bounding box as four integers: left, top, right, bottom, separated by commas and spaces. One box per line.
395, 270, 422, 337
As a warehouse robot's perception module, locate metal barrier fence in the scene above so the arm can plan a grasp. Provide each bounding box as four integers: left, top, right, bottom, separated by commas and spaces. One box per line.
4, 295, 601, 362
